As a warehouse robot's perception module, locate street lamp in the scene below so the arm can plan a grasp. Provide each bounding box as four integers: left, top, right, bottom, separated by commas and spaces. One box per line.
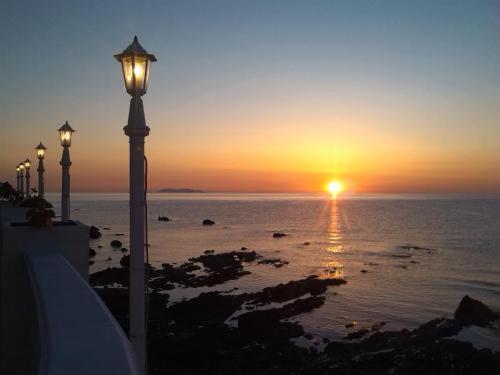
35, 143, 47, 198
115, 35, 156, 372
16, 166, 20, 191
58, 121, 75, 221
18, 163, 25, 197
24, 159, 31, 197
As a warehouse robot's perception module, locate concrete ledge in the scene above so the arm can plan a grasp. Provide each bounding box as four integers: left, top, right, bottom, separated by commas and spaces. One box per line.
25, 251, 138, 375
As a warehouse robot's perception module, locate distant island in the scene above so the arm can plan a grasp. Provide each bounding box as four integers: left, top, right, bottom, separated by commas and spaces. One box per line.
157, 188, 205, 193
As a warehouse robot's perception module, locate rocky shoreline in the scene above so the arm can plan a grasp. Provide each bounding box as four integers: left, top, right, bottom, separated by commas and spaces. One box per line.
90, 249, 500, 374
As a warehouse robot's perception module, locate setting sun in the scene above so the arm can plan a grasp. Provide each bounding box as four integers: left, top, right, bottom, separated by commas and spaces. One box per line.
327, 181, 343, 196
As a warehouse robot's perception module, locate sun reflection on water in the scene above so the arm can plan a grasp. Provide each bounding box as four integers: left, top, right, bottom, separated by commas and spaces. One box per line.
320, 200, 345, 279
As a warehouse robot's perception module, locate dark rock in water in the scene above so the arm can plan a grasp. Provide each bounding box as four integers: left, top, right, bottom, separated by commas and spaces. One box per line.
303, 242, 311, 246
304, 333, 314, 340
106, 257, 111, 261
111, 240, 122, 248
241, 246, 247, 250
121, 247, 128, 253
257, 258, 289, 268
236, 297, 324, 340
120, 254, 130, 267
345, 328, 370, 340
158, 216, 170, 221
91, 267, 128, 286
89, 260, 94, 265
98, 245, 103, 249
89, 225, 102, 239
454, 295, 500, 327
102, 227, 111, 230
89, 247, 97, 257
251, 275, 346, 304
203, 249, 215, 254
360, 269, 368, 273
202, 219, 215, 225
115, 233, 125, 236
401, 245, 434, 251
273, 232, 287, 238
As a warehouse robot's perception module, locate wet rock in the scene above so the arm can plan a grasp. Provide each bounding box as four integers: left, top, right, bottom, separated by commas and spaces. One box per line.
454, 295, 500, 327
106, 257, 112, 261
202, 219, 215, 225
257, 258, 289, 268
203, 249, 215, 254
158, 216, 170, 221
241, 247, 247, 250
120, 254, 130, 267
98, 245, 103, 249
89, 225, 102, 239
236, 297, 324, 340
345, 328, 370, 340
89, 247, 97, 257
89, 260, 95, 265
90, 267, 128, 286
401, 245, 434, 251
273, 232, 287, 238
250, 275, 346, 304
303, 242, 310, 246
121, 247, 128, 253
360, 269, 368, 273
304, 333, 314, 340
115, 233, 125, 236
111, 240, 122, 248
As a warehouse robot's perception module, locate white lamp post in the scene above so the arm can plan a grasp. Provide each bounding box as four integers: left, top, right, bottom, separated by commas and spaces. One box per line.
24, 159, 31, 197
16, 166, 20, 191
58, 121, 75, 221
115, 36, 156, 373
35, 143, 47, 198
19, 163, 25, 197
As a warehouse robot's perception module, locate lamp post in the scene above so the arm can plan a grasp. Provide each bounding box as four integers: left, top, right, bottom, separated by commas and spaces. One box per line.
24, 159, 31, 197
58, 121, 75, 221
115, 36, 156, 373
35, 143, 47, 198
19, 163, 25, 197
16, 166, 20, 191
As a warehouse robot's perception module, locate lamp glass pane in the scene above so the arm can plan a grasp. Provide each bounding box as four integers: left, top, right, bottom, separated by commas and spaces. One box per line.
60, 130, 72, 147
121, 56, 133, 93
37, 149, 45, 159
133, 56, 148, 93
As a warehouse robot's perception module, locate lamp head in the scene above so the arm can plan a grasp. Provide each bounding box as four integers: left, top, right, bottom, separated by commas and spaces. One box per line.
114, 36, 157, 97
58, 121, 75, 147
35, 142, 47, 160
24, 158, 31, 169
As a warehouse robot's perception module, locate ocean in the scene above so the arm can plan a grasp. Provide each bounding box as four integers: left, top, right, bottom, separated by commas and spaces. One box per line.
47, 193, 500, 342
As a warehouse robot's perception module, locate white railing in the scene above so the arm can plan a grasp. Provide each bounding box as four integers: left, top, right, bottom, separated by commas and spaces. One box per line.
25, 250, 139, 375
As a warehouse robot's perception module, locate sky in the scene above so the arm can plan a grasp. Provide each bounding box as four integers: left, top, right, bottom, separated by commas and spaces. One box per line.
1, 0, 500, 193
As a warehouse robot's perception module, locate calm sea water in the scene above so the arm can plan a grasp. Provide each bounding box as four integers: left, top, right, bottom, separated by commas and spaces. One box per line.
46, 193, 500, 340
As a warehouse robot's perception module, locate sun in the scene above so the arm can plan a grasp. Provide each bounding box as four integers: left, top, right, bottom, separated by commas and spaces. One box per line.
327, 181, 343, 197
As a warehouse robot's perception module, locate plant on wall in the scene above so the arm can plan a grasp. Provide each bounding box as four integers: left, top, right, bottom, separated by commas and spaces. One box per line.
0, 182, 23, 204
21, 196, 55, 228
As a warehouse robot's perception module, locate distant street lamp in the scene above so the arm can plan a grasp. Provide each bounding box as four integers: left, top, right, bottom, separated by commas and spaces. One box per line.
16, 166, 20, 191
18, 163, 25, 197
36, 143, 47, 198
58, 121, 75, 221
24, 159, 31, 197
115, 36, 156, 372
